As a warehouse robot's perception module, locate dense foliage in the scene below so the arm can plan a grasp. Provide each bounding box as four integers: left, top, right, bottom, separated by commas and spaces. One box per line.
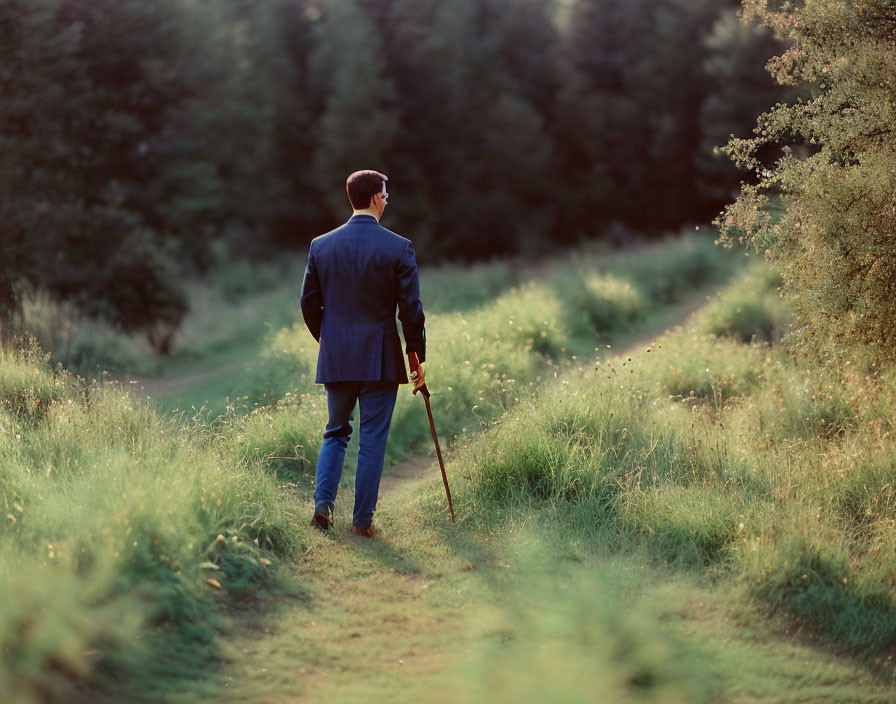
717, 0, 896, 368
1, 0, 783, 332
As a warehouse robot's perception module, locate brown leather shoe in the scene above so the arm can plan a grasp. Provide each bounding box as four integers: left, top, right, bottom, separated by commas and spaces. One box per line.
351, 524, 378, 538
311, 512, 330, 532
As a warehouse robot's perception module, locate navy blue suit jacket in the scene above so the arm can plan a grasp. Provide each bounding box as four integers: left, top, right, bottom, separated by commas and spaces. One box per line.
300, 214, 426, 384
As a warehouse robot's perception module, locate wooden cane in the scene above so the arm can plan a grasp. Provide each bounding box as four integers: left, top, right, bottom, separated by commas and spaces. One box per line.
418, 383, 456, 525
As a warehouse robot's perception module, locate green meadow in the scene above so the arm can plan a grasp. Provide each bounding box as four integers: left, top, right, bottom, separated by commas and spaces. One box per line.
4, 235, 896, 702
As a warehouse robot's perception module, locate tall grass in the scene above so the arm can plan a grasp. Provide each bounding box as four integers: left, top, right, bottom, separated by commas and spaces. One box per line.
9, 257, 305, 378
11, 233, 738, 388
243, 233, 743, 470
453, 549, 714, 704
0, 345, 307, 701
435, 262, 896, 653
0, 234, 745, 700
9, 290, 158, 377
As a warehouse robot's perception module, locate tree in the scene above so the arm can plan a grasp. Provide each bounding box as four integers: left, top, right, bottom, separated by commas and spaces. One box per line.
310, 0, 398, 222
268, 0, 332, 246
627, 0, 720, 227
566, 0, 650, 231
0, 0, 201, 335
566, 0, 725, 232
717, 0, 896, 367
0, 0, 88, 315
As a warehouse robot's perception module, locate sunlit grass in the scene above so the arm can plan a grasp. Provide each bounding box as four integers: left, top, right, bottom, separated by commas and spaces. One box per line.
242, 233, 743, 471
0, 348, 306, 699
434, 264, 896, 655
0, 234, 790, 701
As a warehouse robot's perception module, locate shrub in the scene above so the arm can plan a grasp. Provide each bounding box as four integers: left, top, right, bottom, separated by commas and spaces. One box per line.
697, 263, 789, 343
9, 289, 157, 376
717, 1, 896, 368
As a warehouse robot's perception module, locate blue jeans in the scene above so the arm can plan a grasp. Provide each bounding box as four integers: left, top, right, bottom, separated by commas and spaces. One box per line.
313, 381, 399, 528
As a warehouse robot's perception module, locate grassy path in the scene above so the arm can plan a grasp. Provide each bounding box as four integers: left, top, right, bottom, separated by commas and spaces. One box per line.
17, 240, 895, 702
146, 289, 734, 703
174, 453, 896, 703
127, 359, 248, 401
155, 292, 896, 703
119, 281, 725, 421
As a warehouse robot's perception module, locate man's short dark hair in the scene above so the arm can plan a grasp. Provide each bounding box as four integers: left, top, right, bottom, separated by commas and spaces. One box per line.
346, 170, 388, 210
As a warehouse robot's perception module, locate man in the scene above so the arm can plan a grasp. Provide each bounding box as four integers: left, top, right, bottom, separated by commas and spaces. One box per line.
300, 170, 426, 538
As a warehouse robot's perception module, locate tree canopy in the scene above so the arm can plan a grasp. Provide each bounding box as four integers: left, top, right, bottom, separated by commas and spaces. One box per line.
1, 0, 784, 333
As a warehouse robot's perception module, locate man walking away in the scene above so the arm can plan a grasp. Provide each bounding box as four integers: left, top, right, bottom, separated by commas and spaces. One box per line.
300, 170, 427, 538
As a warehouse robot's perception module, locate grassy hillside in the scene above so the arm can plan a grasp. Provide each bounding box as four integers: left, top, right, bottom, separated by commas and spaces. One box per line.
5, 234, 896, 701
185, 259, 896, 703
0, 234, 748, 702
441, 262, 896, 654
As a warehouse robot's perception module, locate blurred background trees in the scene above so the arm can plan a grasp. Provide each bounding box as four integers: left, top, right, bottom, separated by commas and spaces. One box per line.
1, 0, 786, 336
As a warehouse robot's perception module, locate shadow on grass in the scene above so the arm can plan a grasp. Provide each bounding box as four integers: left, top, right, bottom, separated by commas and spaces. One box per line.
62, 569, 313, 703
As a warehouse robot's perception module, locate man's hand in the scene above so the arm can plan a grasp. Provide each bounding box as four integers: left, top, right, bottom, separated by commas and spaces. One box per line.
408, 351, 426, 395
410, 365, 426, 395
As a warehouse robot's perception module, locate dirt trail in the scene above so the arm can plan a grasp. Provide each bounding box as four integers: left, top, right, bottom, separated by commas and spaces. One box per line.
124, 359, 248, 399
380, 453, 438, 496
615, 285, 719, 354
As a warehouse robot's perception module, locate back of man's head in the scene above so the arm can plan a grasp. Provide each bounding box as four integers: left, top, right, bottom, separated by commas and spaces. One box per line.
346, 170, 388, 210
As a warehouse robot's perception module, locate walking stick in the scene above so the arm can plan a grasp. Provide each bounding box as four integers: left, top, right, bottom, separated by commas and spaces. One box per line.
416, 382, 456, 526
